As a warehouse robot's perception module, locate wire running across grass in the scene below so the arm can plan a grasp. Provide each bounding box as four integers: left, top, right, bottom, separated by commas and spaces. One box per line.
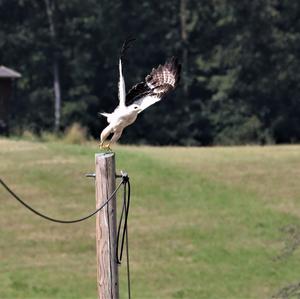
0, 174, 132, 299
0, 177, 125, 223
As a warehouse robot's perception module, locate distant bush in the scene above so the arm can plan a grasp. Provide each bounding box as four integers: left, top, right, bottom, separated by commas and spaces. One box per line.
213, 116, 274, 145
21, 130, 38, 141
40, 131, 60, 142
63, 123, 89, 144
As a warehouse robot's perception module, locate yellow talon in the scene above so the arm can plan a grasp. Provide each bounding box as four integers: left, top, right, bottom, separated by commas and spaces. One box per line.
104, 143, 112, 152
99, 141, 112, 152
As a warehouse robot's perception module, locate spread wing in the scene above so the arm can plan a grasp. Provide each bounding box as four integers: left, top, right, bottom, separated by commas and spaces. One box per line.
118, 59, 126, 108
126, 57, 181, 112
118, 38, 136, 108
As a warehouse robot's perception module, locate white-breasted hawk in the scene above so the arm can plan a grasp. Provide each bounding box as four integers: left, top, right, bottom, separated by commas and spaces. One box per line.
99, 39, 181, 149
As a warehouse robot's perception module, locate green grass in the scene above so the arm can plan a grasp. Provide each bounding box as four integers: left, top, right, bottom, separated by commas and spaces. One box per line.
0, 139, 300, 299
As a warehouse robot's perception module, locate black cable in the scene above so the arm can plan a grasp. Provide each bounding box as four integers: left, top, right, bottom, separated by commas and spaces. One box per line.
125, 180, 131, 299
125, 216, 131, 299
0, 178, 124, 224
116, 177, 131, 263
116, 177, 131, 299
116, 183, 126, 264
1, 175, 132, 298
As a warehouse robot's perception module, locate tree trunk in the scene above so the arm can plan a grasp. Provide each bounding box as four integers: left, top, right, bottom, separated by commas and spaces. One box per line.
53, 58, 61, 132
180, 0, 189, 97
44, 0, 62, 132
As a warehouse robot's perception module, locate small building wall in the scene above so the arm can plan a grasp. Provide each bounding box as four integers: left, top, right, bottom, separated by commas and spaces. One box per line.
0, 66, 21, 136
0, 79, 12, 135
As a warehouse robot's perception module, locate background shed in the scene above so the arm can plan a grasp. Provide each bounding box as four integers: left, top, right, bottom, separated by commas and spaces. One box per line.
0, 66, 21, 135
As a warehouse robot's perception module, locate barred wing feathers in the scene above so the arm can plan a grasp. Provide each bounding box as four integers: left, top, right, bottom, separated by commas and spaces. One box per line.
126, 57, 181, 112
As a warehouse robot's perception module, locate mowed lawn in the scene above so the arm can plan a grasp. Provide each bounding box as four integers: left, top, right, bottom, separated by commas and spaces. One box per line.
0, 138, 300, 299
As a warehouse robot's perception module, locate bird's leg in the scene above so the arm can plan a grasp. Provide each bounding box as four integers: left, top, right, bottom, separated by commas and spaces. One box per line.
107, 130, 123, 149
99, 125, 113, 149
99, 139, 107, 149
99, 138, 104, 148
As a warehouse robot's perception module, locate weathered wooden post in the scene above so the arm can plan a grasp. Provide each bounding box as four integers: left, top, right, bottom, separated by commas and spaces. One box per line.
95, 152, 119, 299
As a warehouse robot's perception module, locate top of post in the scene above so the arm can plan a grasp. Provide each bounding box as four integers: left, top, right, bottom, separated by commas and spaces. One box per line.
95, 152, 115, 160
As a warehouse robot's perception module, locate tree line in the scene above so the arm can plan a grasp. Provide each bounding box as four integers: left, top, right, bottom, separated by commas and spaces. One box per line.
1, 0, 299, 145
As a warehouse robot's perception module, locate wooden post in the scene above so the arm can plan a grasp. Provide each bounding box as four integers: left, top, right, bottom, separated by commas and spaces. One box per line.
95, 153, 119, 299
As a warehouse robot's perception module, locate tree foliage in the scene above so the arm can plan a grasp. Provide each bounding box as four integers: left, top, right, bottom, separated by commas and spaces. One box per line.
0, 0, 299, 145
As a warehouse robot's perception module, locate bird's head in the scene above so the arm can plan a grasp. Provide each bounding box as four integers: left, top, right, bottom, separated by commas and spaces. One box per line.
128, 104, 142, 114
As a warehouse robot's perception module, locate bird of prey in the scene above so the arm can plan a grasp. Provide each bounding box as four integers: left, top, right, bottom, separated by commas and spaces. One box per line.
99, 39, 181, 150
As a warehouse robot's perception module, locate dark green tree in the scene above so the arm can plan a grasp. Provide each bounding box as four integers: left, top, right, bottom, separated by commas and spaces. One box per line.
0, 0, 299, 144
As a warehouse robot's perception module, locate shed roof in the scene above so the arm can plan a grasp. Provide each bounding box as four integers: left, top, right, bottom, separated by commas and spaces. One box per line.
0, 66, 21, 78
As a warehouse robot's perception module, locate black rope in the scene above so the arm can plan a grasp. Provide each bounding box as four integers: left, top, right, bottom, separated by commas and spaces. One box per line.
0, 177, 124, 224
116, 182, 126, 263
125, 180, 132, 299
0, 175, 132, 298
116, 175, 131, 299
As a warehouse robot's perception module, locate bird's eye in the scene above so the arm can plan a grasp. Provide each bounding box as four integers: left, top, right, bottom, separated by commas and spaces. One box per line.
134, 106, 138, 109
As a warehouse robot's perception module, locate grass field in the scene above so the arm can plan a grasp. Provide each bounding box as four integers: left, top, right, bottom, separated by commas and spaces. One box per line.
0, 138, 300, 299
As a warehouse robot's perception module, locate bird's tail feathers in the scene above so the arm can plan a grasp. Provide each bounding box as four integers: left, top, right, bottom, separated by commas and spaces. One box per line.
98, 112, 111, 118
